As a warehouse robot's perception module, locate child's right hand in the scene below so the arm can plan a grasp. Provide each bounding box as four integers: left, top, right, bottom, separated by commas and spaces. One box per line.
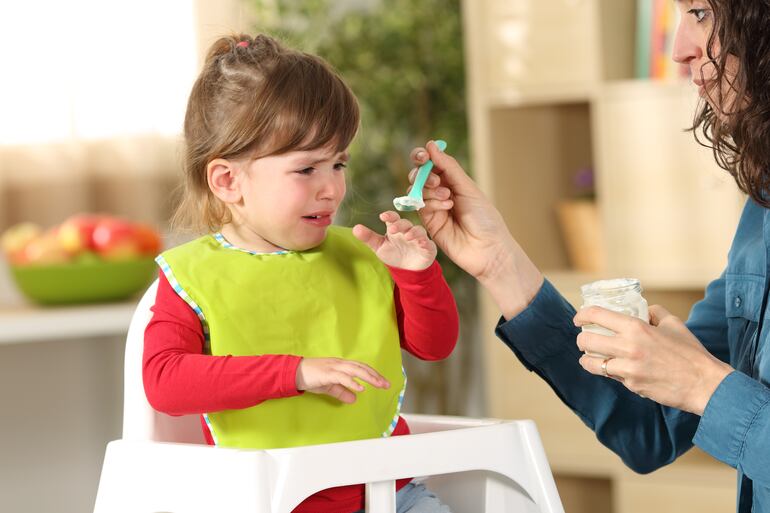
295, 357, 390, 404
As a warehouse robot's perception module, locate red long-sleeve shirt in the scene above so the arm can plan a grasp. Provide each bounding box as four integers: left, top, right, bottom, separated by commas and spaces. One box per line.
143, 260, 459, 513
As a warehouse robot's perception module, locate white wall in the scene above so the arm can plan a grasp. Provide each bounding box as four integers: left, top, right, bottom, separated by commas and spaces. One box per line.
0, 336, 124, 513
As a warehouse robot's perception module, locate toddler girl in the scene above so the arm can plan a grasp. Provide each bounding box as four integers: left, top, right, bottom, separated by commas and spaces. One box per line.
143, 33, 458, 513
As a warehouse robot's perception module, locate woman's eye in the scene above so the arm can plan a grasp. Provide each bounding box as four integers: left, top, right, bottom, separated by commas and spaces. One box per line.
688, 8, 710, 23
334, 162, 348, 171
296, 167, 314, 175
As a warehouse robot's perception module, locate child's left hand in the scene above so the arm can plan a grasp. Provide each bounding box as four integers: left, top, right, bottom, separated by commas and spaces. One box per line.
353, 211, 437, 271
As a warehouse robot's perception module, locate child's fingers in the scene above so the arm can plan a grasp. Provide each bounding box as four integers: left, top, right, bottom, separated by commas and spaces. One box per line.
346, 361, 390, 388
379, 210, 401, 224
352, 223, 385, 252
333, 372, 366, 393
324, 384, 357, 404
404, 225, 428, 241
386, 218, 414, 235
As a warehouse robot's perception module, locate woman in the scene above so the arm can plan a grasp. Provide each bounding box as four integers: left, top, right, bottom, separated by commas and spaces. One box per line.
409, 1, 770, 511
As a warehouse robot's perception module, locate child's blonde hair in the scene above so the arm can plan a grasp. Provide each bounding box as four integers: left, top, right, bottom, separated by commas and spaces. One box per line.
173, 33, 360, 233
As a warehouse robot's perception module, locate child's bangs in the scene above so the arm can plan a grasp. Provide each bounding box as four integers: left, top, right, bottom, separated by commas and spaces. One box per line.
254, 56, 360, 158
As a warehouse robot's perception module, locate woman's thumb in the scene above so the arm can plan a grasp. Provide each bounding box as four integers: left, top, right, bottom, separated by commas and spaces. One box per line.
426, 140, 470, 187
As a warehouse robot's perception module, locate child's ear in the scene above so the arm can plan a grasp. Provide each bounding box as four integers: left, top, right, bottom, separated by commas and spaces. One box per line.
207, 158, 242, 204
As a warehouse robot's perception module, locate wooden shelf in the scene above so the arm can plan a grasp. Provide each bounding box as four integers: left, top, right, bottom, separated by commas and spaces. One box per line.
463, 1, 738, 511
486, 87, 593, 109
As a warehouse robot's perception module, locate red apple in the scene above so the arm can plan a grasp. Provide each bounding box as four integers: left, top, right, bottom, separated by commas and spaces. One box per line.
91, 217, 143, 261
132, 223, 162, 255
58, 213, 102, 254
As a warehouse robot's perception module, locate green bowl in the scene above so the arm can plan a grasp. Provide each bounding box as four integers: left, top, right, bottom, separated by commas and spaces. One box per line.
10, 257, 157, 305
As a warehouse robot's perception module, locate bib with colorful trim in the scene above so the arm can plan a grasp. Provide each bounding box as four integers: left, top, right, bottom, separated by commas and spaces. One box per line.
156, 226, 406, 449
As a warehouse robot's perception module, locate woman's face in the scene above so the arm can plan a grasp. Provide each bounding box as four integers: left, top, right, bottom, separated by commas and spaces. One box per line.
673, 0, 740, 114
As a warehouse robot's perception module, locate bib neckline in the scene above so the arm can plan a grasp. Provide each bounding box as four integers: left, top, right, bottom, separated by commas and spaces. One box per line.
212, 232, 294, 256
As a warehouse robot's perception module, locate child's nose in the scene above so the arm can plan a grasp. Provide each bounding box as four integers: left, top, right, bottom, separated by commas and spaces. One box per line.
317, 174, 344, 201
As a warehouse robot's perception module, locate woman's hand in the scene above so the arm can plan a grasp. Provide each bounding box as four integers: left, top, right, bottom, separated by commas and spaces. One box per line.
408, 141, 512, 280
353, 211, 436, 271
574, 305, 734, 415
295, 357, 390, 404
408, 141, 544, 318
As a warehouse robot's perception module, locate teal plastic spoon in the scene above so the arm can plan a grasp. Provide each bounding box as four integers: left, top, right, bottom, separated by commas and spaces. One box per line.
393, 139, 447, 211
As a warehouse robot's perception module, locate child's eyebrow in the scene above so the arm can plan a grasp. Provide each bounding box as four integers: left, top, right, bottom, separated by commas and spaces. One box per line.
295, 151, 350, 166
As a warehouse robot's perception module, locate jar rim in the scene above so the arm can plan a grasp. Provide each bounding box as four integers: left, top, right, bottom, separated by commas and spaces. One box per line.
580, 278, 642, 297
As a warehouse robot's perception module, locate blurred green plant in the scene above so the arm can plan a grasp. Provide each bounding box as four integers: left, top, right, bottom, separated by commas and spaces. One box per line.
249, 0, 479, 415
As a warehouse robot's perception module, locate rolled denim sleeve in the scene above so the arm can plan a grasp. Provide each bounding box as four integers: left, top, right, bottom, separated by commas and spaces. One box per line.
497, 279, 700, 474
695, 370, 770, 486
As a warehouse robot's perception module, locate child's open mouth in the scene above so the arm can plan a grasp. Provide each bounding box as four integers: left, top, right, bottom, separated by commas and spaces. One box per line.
301, 214, 332, 227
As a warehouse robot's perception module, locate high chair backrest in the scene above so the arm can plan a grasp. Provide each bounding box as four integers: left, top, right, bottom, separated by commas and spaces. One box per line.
122, 279, 206, 444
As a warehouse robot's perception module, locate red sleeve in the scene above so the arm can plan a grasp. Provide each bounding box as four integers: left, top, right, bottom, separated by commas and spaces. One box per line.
387, 260, 459, 361
142, 272, 302, 416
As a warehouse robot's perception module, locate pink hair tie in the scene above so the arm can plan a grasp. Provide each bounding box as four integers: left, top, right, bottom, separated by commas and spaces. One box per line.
236, 41, 249, 48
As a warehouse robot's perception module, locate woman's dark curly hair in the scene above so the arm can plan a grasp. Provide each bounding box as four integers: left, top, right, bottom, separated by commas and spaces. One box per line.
692, 0, 770, 206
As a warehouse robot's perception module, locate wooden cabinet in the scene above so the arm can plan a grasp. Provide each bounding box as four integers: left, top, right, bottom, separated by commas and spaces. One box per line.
461, 1, 740, 511
593, 80, 744, 287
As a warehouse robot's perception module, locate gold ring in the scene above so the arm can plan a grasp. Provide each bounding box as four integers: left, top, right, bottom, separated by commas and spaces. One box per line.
601, 357, 613, 378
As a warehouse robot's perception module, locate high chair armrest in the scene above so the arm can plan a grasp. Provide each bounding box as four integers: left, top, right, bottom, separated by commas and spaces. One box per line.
95, 417, 563, 513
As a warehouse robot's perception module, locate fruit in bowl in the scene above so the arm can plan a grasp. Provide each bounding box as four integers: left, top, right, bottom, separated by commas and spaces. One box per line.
1, 214, 162, 305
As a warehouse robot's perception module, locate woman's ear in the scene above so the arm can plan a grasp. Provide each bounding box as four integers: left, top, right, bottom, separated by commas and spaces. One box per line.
207, 158, 242, 204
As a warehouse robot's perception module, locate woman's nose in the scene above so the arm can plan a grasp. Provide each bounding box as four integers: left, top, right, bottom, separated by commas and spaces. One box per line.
672, 24, 703, 65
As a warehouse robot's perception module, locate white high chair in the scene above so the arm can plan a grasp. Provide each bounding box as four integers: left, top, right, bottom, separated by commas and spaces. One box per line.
94, 280, 565, 513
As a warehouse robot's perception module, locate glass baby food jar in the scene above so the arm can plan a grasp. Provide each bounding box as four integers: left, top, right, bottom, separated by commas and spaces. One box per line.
580, 278, 649, 350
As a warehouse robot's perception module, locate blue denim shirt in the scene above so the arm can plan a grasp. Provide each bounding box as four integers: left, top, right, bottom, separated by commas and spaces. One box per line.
496, 199, 770, 513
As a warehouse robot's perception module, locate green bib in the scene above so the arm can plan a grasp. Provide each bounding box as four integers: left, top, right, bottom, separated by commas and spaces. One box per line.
157, 226, 406, 449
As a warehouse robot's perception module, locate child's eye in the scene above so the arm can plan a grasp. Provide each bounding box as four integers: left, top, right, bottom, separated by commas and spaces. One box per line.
688, 8, 710, 23
296, 167, 314, 175
334, 162, 348, 171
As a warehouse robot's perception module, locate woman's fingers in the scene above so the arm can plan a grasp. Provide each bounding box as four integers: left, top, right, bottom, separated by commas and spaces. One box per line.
574, 306, 642, 334
649, 304, 675, 327
408, 168, 442, 188
410, 147, 429, 166
579, 354, 627, 382
420, 184, 451, 200
422, 198, 454, 211
408, 141, 474, 193
424, 140, 475, 191
576, 330, 621, 357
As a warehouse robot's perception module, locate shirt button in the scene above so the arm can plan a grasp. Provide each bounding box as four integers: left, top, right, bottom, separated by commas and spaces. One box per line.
734, 296, 742, 308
